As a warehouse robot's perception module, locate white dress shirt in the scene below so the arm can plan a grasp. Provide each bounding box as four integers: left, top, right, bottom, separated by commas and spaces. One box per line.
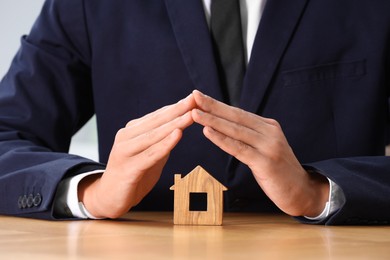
202, 0, 267, 64
54, 0, 345, 220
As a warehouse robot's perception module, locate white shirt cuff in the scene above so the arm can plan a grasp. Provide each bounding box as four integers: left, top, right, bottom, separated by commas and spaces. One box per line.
304, 178, 346, 221
53, 170, 104, 219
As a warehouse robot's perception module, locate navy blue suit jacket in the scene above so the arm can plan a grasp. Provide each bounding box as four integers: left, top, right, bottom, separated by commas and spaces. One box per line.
1, 0, 390, 225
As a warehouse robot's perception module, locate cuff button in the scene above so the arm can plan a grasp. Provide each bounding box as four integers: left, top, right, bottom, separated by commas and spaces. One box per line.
27, 194, 34, 208
33, 193, 42, 207
18, 196, 23, 209
21, 195, 28, 209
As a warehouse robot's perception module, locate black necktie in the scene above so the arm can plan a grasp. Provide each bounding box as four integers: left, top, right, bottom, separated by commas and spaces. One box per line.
210, 0, 246, 106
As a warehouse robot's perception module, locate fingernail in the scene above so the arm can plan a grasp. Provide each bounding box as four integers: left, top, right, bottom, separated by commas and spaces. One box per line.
194, 90, 205, 96
205, 126, 215, 133
179, 93, 193, 103
195, 109, 204, 115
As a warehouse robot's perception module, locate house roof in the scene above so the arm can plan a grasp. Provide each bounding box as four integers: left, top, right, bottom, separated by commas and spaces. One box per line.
169, 165, 228, 190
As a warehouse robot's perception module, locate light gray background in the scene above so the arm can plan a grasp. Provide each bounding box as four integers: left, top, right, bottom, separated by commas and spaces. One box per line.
0, 0, 98, 161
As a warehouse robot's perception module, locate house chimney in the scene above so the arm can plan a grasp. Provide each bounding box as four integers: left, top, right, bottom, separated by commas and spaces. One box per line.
174, 174, 182, 184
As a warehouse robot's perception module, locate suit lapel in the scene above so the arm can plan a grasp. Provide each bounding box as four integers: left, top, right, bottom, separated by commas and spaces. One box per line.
165, 0, 224, 101
225, 0, 310, 173
165, 0, 309, 111
240, 0, 309, 113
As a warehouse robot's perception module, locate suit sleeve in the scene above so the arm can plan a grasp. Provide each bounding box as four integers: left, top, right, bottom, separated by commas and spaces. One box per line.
307, 48, 390, 225
0, 0, 103, 219
296, 33, 390, 225
296, 157, 390, 225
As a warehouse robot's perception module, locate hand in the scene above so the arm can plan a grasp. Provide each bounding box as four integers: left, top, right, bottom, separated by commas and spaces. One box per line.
78, 94, 196, 218
191, 90, 329, 217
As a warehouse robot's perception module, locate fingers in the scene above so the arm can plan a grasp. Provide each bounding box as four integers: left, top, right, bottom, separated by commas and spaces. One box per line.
108, 94, 195, 182
114, 128, 183, 185
117, 111, 193, 156
191, 90, 326, 217
123, 93, 196, 140
192, 108, 264, 150
191, 90, 288, 170
192, 90, 275, 132
201, 126, 260, 167
130, 128, 183, 172
191, 90, 281, 149
88, 94, 196, 218
113, 93, 195, 160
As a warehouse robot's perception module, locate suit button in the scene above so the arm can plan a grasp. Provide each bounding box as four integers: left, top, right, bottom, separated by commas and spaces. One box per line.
21, 195, 28, 209
27, 194, 34, 208
18, 196, 23, 209
33, 193, 42, 207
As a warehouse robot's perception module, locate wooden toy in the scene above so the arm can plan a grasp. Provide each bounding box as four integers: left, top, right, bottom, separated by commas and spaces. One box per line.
170, 165, 228, 225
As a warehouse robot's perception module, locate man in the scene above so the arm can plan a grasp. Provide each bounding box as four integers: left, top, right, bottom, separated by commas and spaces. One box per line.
0, 0, 389, 225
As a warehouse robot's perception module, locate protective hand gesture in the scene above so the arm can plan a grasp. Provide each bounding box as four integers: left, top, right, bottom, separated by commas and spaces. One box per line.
79, 94, 196, 218
191, 90, 329, 217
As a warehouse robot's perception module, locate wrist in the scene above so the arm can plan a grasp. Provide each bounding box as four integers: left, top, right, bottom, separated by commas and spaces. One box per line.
300, 170, 330, 217
78, 173, 105, 218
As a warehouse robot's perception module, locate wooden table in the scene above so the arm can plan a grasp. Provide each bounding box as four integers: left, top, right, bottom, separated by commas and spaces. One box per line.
0, 212, 389, 259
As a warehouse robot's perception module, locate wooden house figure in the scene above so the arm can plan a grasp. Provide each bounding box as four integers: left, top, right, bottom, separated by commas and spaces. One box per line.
170, 165, 228, 225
